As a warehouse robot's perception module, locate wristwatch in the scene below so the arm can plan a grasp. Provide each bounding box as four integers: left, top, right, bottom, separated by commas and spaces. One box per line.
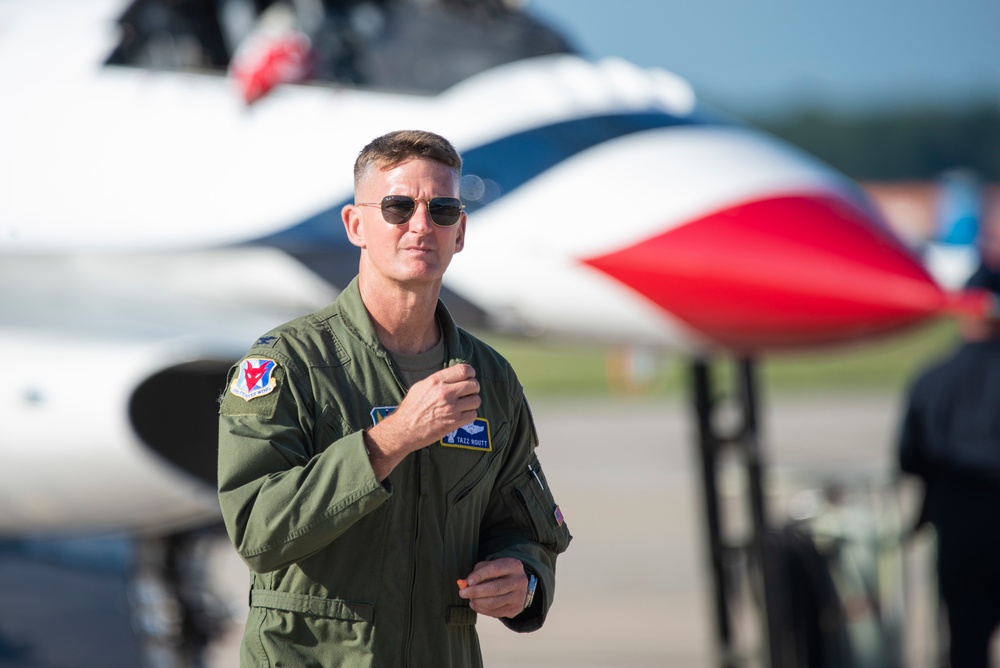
523, 571, 538, 611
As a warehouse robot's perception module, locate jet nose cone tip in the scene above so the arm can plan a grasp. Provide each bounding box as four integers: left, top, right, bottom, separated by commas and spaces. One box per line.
582, 192, 959, 350
944, 289, 998, 320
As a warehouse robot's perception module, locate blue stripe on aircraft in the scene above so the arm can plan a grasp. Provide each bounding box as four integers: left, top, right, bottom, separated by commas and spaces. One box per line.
251, 110, 718, 251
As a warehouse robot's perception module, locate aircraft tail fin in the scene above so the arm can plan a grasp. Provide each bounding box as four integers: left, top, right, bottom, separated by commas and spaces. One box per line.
924, 169, 984, 290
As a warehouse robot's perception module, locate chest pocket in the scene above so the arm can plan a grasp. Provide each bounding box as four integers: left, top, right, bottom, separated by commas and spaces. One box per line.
441, 421, 509, 507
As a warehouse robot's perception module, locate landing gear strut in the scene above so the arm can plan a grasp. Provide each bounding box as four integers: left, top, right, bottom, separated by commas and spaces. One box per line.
130, 523, 234, 668
690, 356, 774, 667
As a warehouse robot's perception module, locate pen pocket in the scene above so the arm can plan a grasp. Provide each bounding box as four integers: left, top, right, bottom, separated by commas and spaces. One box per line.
502, 455, 572, 554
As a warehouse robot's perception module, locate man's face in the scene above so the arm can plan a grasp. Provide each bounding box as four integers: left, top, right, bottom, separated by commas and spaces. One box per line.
344, 158, 466, 289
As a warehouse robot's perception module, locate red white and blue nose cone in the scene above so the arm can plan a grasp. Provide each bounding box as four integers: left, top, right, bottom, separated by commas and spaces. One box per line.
583, 192, 959, 351
451, 122, 988, 352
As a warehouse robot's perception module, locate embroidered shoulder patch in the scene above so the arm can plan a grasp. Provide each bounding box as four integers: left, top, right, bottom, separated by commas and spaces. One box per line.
230, 358, 278, 401
441, 418, 492, 452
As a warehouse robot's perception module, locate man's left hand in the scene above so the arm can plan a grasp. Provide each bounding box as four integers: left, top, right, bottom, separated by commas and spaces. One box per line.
458, 558, 529, 619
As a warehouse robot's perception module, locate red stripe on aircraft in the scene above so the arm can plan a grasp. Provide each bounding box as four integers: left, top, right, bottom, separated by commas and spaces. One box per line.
582, 194, 949, 351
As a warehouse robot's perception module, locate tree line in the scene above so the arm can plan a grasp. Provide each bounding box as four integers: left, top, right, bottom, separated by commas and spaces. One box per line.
747, 102, 1000, 182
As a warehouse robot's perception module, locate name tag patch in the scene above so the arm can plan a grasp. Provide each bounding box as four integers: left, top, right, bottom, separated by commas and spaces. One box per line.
230, 358, 277, 401
371, 408, 491, 452
441, 418, 492, 452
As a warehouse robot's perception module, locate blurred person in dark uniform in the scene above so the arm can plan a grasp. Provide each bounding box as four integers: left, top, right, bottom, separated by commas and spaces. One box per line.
898, 261, 1000, 667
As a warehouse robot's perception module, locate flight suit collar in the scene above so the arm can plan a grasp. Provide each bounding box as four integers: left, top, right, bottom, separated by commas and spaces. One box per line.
335, 276, 471, 365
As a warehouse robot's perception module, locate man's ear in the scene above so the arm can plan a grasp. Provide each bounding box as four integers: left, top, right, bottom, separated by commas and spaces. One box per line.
343, 204, 365, 249
454, 213, 467, 253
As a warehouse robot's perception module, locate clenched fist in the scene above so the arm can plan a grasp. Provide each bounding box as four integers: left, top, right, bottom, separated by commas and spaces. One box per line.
365, 364, 480, 480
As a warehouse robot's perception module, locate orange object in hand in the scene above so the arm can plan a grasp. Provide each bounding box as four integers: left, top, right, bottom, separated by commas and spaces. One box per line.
457, 579, 469, 590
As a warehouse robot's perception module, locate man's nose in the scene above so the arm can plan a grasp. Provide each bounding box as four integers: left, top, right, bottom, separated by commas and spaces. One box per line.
407, 201, 434, 231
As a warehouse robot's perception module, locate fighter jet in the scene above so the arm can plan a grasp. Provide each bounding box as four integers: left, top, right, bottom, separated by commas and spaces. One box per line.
0, 0, 989, 664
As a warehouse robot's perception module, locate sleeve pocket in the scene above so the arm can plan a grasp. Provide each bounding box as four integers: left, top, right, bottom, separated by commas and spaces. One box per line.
502, 455, 572, 554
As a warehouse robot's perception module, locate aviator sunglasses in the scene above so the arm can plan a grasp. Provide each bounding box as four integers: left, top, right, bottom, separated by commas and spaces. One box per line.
355, 195, 465, 227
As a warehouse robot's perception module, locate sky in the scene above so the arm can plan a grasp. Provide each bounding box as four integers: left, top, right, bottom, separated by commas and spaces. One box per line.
523, 0, 1000, 118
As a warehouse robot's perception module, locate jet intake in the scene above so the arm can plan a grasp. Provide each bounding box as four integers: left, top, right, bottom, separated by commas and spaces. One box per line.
129, 360, 234, 487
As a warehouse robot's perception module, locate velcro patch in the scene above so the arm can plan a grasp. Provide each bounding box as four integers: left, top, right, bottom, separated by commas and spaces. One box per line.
230, 358, 278, 401
554, 505, 565, 527
441, 418, 491, 452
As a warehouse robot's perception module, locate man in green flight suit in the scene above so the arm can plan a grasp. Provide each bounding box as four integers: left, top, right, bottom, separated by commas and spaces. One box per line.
218, 129, 572, 667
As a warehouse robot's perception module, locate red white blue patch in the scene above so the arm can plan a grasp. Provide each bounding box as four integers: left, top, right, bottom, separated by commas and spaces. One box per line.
441, 418, 492, 452
554, 505, 565, 527
230, 358, 278, 401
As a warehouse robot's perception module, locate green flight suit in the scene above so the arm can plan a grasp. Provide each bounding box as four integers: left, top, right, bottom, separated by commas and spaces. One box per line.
218, 277, 572, 667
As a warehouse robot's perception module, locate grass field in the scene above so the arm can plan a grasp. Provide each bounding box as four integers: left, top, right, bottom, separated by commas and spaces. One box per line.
479, 317, 961, 401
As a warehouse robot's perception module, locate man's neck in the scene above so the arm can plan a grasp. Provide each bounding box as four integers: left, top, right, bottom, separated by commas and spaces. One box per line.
358, 274, 442, 355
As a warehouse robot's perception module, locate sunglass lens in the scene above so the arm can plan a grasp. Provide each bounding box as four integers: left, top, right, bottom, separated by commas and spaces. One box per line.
428, 197, 463, 226
378, 196, 463, 226
380, 196, 417, 225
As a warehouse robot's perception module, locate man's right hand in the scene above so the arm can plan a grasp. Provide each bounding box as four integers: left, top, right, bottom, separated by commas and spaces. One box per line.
364, 364, 480, 481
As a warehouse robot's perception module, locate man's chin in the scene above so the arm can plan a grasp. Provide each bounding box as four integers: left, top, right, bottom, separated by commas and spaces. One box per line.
395, 267, 445, 287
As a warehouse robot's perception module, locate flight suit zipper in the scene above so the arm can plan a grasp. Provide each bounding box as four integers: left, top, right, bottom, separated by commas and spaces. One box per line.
385, 355, 424, 667
402, 451, 422, 666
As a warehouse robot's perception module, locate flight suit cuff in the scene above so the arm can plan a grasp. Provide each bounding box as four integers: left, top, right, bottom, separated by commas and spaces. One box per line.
352, 430, 393, 495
